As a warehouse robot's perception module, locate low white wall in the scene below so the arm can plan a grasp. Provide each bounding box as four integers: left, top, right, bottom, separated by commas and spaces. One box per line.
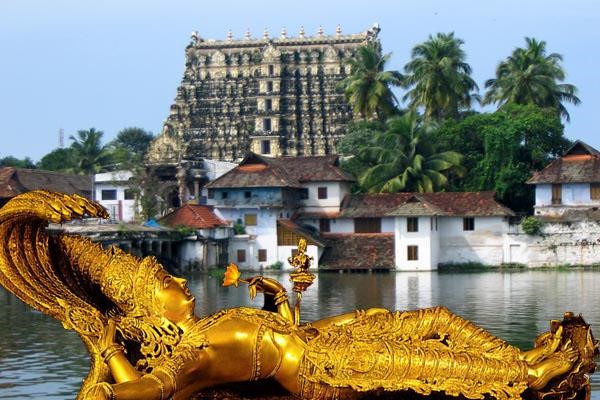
437, 217, 507, 266
506, 221, 600, 266
178, 240, 205, 270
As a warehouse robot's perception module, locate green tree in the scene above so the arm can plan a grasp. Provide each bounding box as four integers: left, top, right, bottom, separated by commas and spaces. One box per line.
337, 120, 384, 192
109, 127, 154, 164
69, 128, 113, 174
435, 104, 569, 211
0, 156, 36, 169
356, 112, 464, 193
338, 43, 403, 120
403, 32, 479, 121
483, 37, 580, 121
37, 148, 77, 172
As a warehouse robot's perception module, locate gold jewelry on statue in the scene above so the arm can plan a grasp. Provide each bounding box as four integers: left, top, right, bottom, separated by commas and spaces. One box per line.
274, 290, 289, 306
154, 365, 178, 395
143, 374, 165, 400
101, 344, 125, 363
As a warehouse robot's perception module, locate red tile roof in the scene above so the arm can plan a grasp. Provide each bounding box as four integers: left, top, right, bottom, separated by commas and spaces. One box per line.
319, 233, 395, 270
0, 167, 92, 199
528, 140, 600, 184
205, 153, 354, 189
159, 204, 226, 229
338, 192, 514, 218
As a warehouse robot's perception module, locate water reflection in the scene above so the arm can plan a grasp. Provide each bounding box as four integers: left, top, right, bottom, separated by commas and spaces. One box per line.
1, 270, 600, 398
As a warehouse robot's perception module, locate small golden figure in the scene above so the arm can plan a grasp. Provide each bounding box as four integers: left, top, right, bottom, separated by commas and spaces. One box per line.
0, 191, 597, 400
287, 238, 316, 325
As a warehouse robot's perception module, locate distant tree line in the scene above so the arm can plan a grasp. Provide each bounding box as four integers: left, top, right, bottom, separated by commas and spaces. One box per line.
0, 127, 154, 174
337, 34, 577, 212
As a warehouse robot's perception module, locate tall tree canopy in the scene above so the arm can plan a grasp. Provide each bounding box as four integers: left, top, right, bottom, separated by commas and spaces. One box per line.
403, 32, 479, 121
350, 112, 464, 193
109, 127, 154, 164
435, 104, 570, 211
69, 128, 113, 174
338, 43, 403, 120
483, 37, 580, 121
37, 148, 77, 172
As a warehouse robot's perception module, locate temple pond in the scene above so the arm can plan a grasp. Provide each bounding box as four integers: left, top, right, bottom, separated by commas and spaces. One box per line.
1, 269, 600, 399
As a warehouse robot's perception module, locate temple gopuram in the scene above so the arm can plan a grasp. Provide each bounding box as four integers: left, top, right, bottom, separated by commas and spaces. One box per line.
146, 24, 380, 207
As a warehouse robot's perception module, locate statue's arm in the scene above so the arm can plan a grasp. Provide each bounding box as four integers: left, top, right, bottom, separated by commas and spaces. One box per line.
247, 276, 294, 323
98, 320, 141, 383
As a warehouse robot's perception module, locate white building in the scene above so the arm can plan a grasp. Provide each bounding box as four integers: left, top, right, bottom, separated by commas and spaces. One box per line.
299, 192, 514, 271
94, 171, 139, 222
206, 153, 515, 271
528, 141, 600, 220
205, 153, 351, 270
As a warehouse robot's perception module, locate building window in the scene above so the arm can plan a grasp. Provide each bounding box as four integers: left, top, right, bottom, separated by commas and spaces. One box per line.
551, 184, 562, 205
407, 245, 418, 261
266, 81, 273, 92
319, 218, 331, 233
268, 64, 274, 76
299, 188, 309, 199
263, 118, 272, 132
244, 213, 257, 226
354, 218, 381, 233
244, 191, 252, 199
124, 189, 135, 200
260, 139, 271, 154
101, 189, 117, 200
237, 249, 246, 263
463, 217, 475, 231
258, 249, 267, 262
317, 187, 328, 199
591, 183, 600, 200
207, 189, 214, 199
265, 99, 272, 111
407, 217, 419, 232
221, 191, 229, 199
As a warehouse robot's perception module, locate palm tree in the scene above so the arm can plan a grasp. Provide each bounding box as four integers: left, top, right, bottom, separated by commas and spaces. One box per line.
483, 37, 580, 121
358, 112, 464, 193
403, 32, 479, 121
69, 128, 112, 174
338, 43, 403, 120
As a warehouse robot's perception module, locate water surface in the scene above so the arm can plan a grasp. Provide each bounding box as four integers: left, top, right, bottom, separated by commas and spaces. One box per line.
1, 269, 599, 399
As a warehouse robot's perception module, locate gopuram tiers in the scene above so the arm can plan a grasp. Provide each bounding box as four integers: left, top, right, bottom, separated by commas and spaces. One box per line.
146, 24, 380, 207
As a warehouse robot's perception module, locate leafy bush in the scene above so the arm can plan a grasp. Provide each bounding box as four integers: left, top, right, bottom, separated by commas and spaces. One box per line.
269, 261, 283, 270
233, 222, 246, 235
521, 216, 542, 235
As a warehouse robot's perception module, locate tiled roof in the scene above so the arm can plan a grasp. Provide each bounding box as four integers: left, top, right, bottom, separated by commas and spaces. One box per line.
528, 140, 600, 184
205, 153, 354, 189
527, 155, 600, 184
0, 167, 93, 199
319, 233, 395, 270
159, 204, 226, 229
338, 192, 514, 218
268, 155, 355, 183
277, 219, 326, 247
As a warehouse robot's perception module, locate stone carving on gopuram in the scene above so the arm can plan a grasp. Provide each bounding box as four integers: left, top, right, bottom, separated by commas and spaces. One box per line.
0, 190, 598, 400
146, 25, 379, 207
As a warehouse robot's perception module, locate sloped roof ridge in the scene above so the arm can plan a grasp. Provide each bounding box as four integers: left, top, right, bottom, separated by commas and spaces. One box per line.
566, 140, 599, 155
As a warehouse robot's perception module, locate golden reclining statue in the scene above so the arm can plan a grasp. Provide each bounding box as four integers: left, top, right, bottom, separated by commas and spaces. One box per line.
0, 191, 597, 400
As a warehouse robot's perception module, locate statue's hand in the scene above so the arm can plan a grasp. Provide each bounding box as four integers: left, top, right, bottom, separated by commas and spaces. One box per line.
98, 319, 118, 351
247, 276, 286, 300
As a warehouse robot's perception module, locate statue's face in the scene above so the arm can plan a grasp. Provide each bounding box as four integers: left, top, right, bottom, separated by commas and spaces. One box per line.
155, 272, 196, 324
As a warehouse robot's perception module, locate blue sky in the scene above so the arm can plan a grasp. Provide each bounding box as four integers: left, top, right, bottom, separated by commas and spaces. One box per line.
1, 0, 598, 161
